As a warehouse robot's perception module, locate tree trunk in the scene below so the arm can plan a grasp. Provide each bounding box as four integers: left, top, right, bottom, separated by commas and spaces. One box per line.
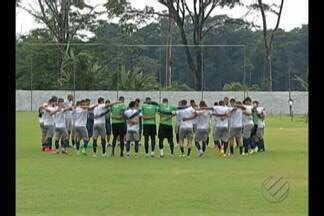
195, 44, 203, 91
177, 23, 198, 89
266, 52, 273, 91
165, 14, 173, 88
57, 42, 67, 89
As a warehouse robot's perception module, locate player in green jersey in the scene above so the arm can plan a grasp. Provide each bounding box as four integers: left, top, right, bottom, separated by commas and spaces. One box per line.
141, 97, 159, 157
110, 96, 126, 157
158, 98, 177, 157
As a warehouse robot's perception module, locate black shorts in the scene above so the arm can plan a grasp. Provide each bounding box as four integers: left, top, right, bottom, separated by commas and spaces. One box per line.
86, 118, 94, 137
251, 124, 258, 137
158, 124, 173, 140
112, 123, 127, 136
143, 124, 156, 136
105, 121, 112, 135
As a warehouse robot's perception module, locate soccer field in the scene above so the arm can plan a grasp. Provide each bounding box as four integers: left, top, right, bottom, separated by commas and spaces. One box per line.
16, 112, 308, 216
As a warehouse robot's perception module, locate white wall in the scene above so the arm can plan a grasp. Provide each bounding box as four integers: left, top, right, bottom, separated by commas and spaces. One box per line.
16, 90, 308, 114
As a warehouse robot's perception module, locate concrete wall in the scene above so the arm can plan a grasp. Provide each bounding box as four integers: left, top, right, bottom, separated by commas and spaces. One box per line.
16, 90, 308, 114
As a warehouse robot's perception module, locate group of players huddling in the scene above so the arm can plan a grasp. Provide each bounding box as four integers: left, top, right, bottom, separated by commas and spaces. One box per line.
38, 94, 266, 158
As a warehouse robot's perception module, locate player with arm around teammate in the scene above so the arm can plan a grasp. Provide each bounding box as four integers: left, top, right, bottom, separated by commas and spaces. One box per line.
194, 101, 212, 157
53, 98, 73, 154
124, 101, 143, 158
42, 98, 59, 152
256, 103, 266, 152
110, 96, 127, 157
176, 100, 197, 157
92, 98, 120, 157
74, 100, 98, 155
228, 99, 244, 155
212, 100, 235, 157
158, 98, 177, 158
38, 103, 47, 151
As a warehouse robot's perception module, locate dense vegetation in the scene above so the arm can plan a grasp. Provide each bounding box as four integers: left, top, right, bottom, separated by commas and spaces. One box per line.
16, 19, 308, 91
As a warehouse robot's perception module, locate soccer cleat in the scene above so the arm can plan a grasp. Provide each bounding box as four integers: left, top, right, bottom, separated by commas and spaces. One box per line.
82, 148, 87, 155
160, 154, 164, 158
76, 150, 80, 155
198, 151, 204, 157
102, 153, 107, 157
61, 150, 68, 155
150, 152, 155, 157
134, 153, 138, 159
56, 149, 60, 154
93, 153, 97, 157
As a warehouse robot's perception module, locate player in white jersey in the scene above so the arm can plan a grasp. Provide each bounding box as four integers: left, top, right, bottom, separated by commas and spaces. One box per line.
53, 98, 73, 154
71, 101, 81, 149
212, 100, 234, 157
124, 101, 142, 158
224, 97, 230, 107
242, 97, 255, 155
92, 98, 120, 157
74, 99, 98, 155
228, 99, 244, 155
64, 94, 74, 148
38, 103, 47, 151
194, 101, 212, 157
174, 101, 182, 147
42, 98, 59, 152
175, 100, 197, 157
256, 102, 266, 152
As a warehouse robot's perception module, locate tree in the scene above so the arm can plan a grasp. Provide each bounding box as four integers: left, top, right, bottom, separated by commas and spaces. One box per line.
250, 0, 284, 91
156, 0, 241, 90
104, 0, 241, 90
19, 0, 100, 88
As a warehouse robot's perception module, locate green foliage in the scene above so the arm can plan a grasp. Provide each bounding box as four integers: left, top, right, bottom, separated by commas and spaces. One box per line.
223, 82, 261, 91
109, 66, 160, 90
16, 22, 308, 91
161, 82, 194, 91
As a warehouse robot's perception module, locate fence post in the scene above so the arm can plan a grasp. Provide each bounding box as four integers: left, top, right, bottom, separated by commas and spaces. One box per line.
30, 55, 33, 112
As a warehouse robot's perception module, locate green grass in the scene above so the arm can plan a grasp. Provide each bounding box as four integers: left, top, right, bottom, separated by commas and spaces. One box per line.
16, 112, 308, 216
